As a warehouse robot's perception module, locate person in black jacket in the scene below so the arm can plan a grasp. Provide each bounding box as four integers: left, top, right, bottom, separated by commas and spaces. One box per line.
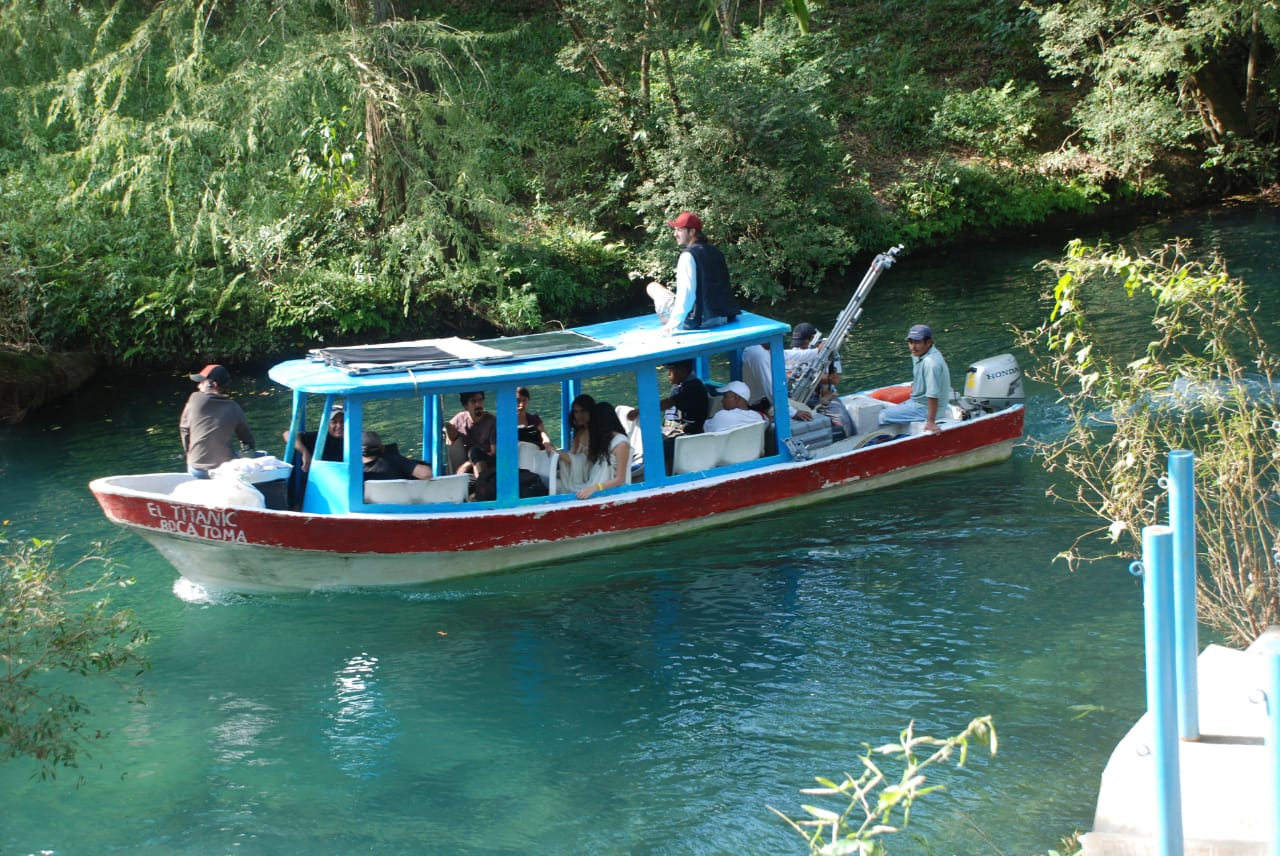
646, 211, 739, 335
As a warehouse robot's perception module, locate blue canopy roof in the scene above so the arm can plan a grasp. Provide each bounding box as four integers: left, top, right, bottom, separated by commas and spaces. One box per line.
268, 311, 790, 396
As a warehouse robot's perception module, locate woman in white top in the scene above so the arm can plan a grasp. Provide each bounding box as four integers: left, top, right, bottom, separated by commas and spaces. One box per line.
555, 393, 595, 488
569, 401, 630, 500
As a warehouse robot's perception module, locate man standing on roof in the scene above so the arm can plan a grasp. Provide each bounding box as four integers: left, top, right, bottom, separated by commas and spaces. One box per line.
180, 364, 256, 478
878, 324, 951, 435
646, 211, 739, 336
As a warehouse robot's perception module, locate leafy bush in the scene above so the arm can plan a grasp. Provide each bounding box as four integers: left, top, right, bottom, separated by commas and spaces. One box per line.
1018, 240, 1280, 646
887, 160, 1100, 244
633, 17, 864, 301
931, 81, 1042, 161
773, 716, 997, 854
0, 530, 149, 781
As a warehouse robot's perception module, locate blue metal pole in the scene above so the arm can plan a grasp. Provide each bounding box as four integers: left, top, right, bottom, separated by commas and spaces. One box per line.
1141, 524, 1184, 854
1264, 636, 1280, 856
1168, 450, 1200, 740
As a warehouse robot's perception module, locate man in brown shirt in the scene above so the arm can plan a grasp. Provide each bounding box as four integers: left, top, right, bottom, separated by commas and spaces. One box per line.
180, 364, 256, 477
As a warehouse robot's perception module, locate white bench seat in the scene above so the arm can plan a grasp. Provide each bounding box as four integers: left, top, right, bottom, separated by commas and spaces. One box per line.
363, 474, 471, 505
672, 419, 767, 474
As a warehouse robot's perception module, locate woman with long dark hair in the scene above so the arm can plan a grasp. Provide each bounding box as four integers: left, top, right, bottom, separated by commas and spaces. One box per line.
572, 401, 631, 500
555, 393, 595, 488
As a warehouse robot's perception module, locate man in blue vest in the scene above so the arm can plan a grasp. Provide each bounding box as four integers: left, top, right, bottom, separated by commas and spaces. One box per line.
646, 211, 739, 335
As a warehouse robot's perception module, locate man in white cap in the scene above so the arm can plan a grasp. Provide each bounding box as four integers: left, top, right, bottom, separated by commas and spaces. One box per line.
646, 211, 739, 335
878, 324, 950, 435
704, 381, 765, 433
180, 364, 256, 478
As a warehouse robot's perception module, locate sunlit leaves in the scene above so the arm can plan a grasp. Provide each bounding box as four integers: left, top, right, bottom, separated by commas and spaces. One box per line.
772, 716, 996, 854
1018, 239, 1280, 645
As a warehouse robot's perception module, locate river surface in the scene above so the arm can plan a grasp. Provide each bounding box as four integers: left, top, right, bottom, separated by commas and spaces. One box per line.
2, 202, 1277, 854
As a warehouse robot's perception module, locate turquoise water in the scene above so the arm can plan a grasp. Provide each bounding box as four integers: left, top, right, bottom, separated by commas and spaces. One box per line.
2, 203, 1277, 854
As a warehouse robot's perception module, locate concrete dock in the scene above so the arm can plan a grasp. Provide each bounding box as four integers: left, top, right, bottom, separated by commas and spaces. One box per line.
1081, 626, 1279, 855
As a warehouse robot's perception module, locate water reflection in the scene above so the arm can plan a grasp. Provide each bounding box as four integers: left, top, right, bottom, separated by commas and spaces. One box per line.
211, 693, 282, 766
322, 653, 397, 780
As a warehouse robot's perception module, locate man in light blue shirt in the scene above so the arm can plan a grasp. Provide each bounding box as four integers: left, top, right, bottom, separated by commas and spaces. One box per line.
878, 324, 950, 434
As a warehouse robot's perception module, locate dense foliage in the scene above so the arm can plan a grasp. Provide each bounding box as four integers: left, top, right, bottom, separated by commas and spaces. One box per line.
1018, 241, 1280, 646
1, 0, 1277, 367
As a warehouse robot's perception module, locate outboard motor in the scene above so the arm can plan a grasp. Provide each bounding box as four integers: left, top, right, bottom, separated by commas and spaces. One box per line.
957, 354, 1024, 416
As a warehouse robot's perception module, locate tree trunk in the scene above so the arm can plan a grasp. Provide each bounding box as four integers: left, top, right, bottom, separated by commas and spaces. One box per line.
1189, 59, 1251, 141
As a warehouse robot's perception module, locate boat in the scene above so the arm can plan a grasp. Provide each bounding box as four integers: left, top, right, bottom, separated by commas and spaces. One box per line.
90, 270, 1025, 594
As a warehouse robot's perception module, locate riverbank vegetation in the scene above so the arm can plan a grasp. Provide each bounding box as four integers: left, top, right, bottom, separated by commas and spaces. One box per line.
1019, 240, 1280, 646
774, 715, 999, 854
1, 0, 1277, 370
0, 530, 150, 780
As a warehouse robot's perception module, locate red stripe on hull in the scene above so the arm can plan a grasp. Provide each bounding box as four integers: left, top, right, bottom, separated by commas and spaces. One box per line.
93, 408, 1022, 563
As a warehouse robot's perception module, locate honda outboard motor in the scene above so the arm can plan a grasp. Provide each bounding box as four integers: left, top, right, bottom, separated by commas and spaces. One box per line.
957, 354, 1024, 415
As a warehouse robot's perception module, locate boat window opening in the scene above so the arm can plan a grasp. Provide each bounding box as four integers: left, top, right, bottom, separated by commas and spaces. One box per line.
515, 383, 565, 449
363, 397, 434, 468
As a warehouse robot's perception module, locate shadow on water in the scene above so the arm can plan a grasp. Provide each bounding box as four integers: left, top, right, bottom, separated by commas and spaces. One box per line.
0, 203, 1276, 854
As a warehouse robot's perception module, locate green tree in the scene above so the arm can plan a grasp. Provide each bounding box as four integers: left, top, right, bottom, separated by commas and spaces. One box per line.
1033, 0, 1280, 186
1017, 240, 1280, 646
0, 0, 520, 358
1, 531, 150, 779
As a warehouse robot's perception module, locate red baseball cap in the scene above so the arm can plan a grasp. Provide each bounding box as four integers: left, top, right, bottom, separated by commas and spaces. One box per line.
665, 212, 703, 230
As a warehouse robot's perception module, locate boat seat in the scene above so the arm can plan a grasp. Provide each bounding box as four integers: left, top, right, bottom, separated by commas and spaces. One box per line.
517, 441, 559, 495
363, 474, 471, 505
671, 431, 722, 474
671, 420, 767, 474
717, 419, 767, 465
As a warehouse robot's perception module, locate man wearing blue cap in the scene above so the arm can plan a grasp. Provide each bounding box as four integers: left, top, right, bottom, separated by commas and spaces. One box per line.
878, 324, 950, 435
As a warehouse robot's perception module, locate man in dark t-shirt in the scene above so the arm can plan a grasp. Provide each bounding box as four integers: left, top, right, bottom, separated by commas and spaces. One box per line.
361, 431, 433, 481
659, 359, 709, 473
661, 360, 708, 435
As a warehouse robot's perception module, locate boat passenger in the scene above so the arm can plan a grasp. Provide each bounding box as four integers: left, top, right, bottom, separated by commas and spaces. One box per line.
878, 324, 950, 435
656, 359, 708, 474
740, 343, 773, 411
554, 393, 595, 488
180, 364, 256, 479
285, 404, 344, 471
362, 431, 432, 481
704, 382, 765, 433
646, 211, 739, 336
568, 402, 631, 500
660, 360, 708, 435
444, 391, 496, 473
516, 387, 554, 451
784, 322, 837, 383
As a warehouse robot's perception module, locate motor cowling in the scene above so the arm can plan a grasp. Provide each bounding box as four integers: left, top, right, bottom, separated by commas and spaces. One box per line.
959, 354, 1024, 413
